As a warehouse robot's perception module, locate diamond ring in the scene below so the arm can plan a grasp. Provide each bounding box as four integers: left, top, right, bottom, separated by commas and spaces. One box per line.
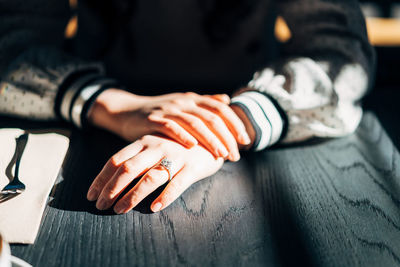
159, 158, 173, 181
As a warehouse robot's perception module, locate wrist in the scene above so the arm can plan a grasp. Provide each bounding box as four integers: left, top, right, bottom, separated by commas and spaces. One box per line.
87, 88, 149, 134
230, 105, 257, 150
231, 90, 285, 151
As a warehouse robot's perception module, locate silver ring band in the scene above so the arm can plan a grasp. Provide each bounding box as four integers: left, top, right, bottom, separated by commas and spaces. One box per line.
159, 158, 173, 181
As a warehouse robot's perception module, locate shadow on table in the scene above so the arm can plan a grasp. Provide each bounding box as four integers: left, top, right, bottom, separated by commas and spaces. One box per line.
47, 129, 164, 215
242, 151, 316, 267
240, 136, 339, 266
242, 113, 400, 266
46, 122, 334, 216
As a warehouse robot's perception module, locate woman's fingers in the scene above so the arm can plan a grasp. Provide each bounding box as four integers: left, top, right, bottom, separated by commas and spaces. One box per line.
87, 141, 144, 201
113, 158, 184, 214
148, 115, 198, 148
95, 148, 164, 210
166, 112, 229, 158
113, 167, 168, 214
187, 107, 240, 161
204, 94, 230, 104
150, 149, 224, 213
197, 98, 250, 146
150, 168, 192, 212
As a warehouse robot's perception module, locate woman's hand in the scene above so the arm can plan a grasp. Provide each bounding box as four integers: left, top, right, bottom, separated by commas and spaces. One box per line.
86, 134, 225, 213
88, 89, 250, 161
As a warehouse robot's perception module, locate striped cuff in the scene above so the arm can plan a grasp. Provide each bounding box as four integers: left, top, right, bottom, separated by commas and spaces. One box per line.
231, 91, 285, 151
71, 78, 117, 128
58, 74, 118, 128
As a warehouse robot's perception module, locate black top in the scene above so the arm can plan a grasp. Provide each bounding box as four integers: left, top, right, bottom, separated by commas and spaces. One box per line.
0, 0, 375, 146
0, 0, 374, 95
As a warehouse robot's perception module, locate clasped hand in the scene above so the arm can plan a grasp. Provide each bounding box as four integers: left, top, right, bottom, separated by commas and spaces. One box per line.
87, 89, 251, 213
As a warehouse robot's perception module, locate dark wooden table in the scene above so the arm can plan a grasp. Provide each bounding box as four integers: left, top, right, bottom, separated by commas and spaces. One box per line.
5, 112, 400, 267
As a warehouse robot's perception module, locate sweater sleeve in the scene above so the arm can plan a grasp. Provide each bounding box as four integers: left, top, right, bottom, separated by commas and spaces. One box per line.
231, 0, 376, 151
0, 0, 118, 127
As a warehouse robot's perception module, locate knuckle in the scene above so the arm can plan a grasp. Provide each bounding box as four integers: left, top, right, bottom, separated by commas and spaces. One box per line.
126, 190, 140, 203
184, 92, 197, 97
120, 161, 135, 174
222, 94, 229, 99
159, 106, 170, 113
90, 183, 101, 193
119, 198, 133, 208
142, 173, 158, 185
126, 189, 140, 203
117, 197, 136, 210
147, 113, 161, 122
147, 112, 157, 119
209, 100, 228, 112
140, 135, 152, 143
103, 187, 118, 199
153, 118, 166, 128
109, 156, 120, 168
210, 140, 221, 150
218, 104, 231, 114
187, 117, 202, 128
160, 104, 177, 113
156, 141, 170, 151
162, 121, 174, 131
208, 115, 222, 127
171, 99, 185, 106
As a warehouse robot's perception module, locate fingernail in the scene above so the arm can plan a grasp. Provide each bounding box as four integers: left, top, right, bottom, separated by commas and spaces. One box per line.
152, 202, 162, 212
192, 138, 198, 145
229, 152, 241, 162
114, 206, 125, 215
240, 133, 251, 145
96, 199, 107, 210
234, 152, 241, 161
187, 139, 198, 148
219, 147, 229, 158
87, 189, 98, 201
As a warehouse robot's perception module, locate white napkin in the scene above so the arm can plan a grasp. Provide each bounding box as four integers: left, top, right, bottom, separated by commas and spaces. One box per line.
0, 129, 70, 244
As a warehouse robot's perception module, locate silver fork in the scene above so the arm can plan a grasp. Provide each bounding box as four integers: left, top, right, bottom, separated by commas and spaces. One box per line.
1, 134, 28, 195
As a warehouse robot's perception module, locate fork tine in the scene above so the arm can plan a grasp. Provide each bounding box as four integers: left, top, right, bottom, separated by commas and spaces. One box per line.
0, 193, 19, 203
0, 133, 28, 199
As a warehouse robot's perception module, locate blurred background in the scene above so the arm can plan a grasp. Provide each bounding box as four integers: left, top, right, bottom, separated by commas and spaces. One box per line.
263, 0, 400, 147
360, 0, 400, 148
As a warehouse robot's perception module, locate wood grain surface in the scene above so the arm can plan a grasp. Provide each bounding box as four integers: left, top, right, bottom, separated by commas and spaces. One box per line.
7, 112, 400, 267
